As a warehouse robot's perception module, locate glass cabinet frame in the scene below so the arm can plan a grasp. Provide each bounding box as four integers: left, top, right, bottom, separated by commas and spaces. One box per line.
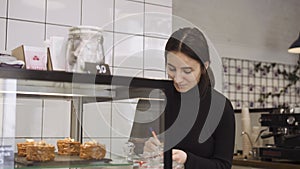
0, 68, 174, 169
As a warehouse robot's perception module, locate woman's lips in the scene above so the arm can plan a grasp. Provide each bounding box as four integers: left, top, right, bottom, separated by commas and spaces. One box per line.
176, 83, 186, 89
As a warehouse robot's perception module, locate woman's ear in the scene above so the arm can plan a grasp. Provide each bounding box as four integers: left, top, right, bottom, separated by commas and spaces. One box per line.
204, 61, 210, 69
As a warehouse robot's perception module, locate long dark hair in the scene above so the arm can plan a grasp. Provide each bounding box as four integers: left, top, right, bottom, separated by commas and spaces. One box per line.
165, 27, 213, 96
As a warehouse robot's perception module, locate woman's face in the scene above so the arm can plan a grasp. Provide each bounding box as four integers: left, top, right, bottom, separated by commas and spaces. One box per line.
166, 51, 202, 93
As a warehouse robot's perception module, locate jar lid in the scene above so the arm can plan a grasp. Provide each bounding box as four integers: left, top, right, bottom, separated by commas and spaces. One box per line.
69, 25, 103, 35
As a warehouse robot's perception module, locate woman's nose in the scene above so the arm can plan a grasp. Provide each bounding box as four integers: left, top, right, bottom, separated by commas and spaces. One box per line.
174, 72, 183, 83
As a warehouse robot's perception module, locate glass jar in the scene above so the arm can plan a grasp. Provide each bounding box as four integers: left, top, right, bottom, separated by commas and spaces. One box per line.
66, 26, 104, 73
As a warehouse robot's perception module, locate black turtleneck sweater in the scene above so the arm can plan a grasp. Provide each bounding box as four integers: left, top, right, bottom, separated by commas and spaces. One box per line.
130, 85, 235, 169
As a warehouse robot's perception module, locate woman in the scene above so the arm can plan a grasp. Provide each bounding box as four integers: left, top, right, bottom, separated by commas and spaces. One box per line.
131, 27, 235, 169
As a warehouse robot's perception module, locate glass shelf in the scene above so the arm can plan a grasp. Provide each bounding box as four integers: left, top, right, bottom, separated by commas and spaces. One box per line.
15, 158, 133, 169
0, 68, 171, 100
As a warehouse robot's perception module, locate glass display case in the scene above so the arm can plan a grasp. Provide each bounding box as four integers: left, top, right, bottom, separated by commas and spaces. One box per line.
0, 68, 173, 169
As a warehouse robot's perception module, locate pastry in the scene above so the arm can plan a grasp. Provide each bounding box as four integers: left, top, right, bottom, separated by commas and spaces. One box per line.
80, 141, 106, 160
57, 138, 80, 156
26, 141, 55, 161
17, 139, 35, 157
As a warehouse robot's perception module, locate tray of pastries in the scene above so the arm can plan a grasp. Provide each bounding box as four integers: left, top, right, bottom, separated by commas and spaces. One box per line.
15, 139, 111, 167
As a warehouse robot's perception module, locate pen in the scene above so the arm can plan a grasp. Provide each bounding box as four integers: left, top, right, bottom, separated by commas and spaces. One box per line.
149, 127, 161, 144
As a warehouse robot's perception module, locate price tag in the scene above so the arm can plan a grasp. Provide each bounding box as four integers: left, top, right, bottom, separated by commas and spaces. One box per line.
84, 62, 111, 75
0, 145, 14, 168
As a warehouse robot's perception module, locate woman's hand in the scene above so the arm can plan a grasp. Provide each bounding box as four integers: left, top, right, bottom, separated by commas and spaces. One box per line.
143, 137, 162, 153
172, 149, 187, 164
143, 138, 187, 164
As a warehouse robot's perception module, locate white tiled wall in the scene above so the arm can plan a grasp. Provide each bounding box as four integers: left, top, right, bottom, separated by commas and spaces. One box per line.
4, 0, 172, 156
1, 0, 172, 76
8, 0, 45, 22
102, 32, 114, 66
43, 100, 71, 137
0, 19, 5, 50
0, 0, 7, 17
113, 34, 144, 69
115, 0, 144, 35
47, 0, 81, 26
146, 0, 172, 7
81, 0, 114, 31
145, 4, 172, 38
83, 102, 111, 138
15, 99, 43, 137
45, 24, 69, 39
113, 67, 143, 77
7, 20, 45, 49
144, 70, 166, 79
144, 37, 167, 70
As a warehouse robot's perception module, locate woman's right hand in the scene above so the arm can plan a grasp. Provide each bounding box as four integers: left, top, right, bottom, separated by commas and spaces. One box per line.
143, 137, 162, 153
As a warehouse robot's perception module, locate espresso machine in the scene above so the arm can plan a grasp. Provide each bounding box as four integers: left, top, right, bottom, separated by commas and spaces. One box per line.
259, 108, 300, 161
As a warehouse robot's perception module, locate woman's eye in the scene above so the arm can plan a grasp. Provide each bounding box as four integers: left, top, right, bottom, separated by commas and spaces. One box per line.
183, 69, 192, 74
168, 67, 176, 72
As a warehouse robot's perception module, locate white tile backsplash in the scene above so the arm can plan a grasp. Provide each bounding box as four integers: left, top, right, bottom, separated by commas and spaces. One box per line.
0, 19, 5, 51
144, 49, 165, 70
113, 67, 143, 77
145, 0, 172, 7
144, 70, 166, 79
43, 100, 71, 137
7, 19, 45, 50
145, 4, 172, 38
144, 37, 167, 70
83, 102, 111, 137
102, 31, 113, 66
111, 102, 137, 137
115, 0, 144, 34
82, 0, 114, 31
15, 99, 43, 137
114, 34, 143, 68
46, 24, 70, 39
3, 0, 172, 70
0, 0, 7, 17
8, 0, 45, 22
47, 0, 81, 26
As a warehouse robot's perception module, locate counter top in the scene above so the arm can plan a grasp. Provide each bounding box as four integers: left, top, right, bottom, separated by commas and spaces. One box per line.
233, 156, 300, 169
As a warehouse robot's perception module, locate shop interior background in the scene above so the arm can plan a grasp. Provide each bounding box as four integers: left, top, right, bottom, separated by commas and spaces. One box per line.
1, 0, 300, 155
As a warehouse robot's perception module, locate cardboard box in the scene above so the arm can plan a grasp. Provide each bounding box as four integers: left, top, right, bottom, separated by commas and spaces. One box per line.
12, 45, 53, 71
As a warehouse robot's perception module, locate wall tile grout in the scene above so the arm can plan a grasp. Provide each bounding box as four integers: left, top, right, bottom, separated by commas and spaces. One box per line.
4, 0, 8, 50
44, 0, 47, 40
110, 0, 116, 159
80, 0, 83, 25
126, 0, 172, 8
144, 2, 172, 8
2, 0, 171, 52
142, 0, 145, 78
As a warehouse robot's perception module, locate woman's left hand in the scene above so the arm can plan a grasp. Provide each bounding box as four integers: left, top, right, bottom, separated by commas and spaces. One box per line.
172, 149, 187, 164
